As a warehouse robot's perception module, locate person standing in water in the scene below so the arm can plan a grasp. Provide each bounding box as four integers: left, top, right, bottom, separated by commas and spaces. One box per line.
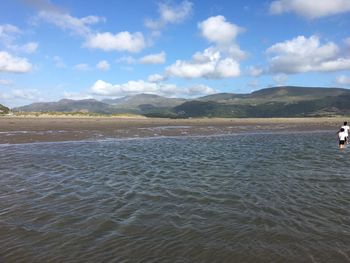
338, 128, 347, 149
341, 121, 349, 144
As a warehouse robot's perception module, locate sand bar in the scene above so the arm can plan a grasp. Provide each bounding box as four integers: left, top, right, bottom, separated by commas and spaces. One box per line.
0, 116, 345, 144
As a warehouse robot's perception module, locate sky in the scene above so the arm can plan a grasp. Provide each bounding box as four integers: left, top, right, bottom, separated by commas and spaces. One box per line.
1, 0, 350, 107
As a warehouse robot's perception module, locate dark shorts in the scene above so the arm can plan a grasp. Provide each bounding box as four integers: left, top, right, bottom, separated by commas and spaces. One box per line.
339, 140, 345, 145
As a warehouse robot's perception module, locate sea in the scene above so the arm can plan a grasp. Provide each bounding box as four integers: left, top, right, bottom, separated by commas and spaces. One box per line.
1, 131, 350, 263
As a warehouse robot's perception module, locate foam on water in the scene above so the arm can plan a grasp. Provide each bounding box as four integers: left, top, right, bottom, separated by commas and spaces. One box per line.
0, 132, 349, 262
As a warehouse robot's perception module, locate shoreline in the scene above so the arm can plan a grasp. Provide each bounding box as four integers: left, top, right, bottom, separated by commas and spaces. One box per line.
0, 116, 344, 144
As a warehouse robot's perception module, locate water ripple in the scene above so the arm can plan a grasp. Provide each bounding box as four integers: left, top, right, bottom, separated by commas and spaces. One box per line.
1, 132, 350, 262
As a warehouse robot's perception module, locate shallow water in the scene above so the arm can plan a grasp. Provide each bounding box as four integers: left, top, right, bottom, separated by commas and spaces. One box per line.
0, 132, 350, 262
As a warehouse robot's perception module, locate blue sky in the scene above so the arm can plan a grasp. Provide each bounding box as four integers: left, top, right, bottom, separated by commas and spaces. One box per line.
1, 0, 350, 107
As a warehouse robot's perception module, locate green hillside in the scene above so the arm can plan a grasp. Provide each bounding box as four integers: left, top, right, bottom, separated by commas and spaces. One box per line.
103, 93, 186, 107
14, 99, 115, 114
12, 86, 350, 118
170, 94, 350, 118
0, 104, 10, 114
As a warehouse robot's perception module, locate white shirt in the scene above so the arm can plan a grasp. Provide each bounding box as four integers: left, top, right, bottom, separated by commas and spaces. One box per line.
341, 125, 350, 136
339, 131, 347, 141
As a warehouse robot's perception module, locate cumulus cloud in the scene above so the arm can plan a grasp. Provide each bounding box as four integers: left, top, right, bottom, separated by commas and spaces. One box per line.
90, 79, 216, 97
84, 32, 146, 52
145, 1, 193, 31
186, 84, 216, 96
166, 47, 241, 79
96, 60, 110, 71
266, 35, 350, 74
63, 91, 93, 100
37, 9, 146, 53
166, 16, 245, 79
269, 0, 350, 19
198, 15, 243, 45
37, 11, 104, 37
116, 52, 166, 65
336, 75, 350, 85
0, 51, 33, 73
140, 51, 166, 64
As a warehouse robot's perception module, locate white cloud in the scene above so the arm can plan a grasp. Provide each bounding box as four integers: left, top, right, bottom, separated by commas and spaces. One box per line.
0, 51, 33, 73
84, 32, 146, 52
148, 74, 166, 82
186, 84, 216, 96
96, 60, 110, 71
90, 79, 216, 97
266, 35, 350, 74
37, 10, 145, 53
91, 79, 157, 96
80, 15, 105, 25
166, 16, 245, 79
74, 63, 90, 71
116, 52, 166, 65
198, 16, 242, 45
336, 75, 350, 85
37, 11, 104, 37
269, 0, 350, 19
166, 47, 240, 79
140, 51, 166, 64
0, 79, 13, 85
63, 91, 93, 100
145, 1, 193, 31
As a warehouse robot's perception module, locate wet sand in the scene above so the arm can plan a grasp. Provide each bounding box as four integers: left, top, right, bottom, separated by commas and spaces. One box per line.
0, 116, 344, 144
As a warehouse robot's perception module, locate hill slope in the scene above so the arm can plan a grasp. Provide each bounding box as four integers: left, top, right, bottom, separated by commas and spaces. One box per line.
14, 99, 114, 114
0, 104, 10, 114
15, 94, 187, 115
155, 86, 350, 118
102, 93, 186, 111
172, 93, 350, 118
13, 86, 350, 117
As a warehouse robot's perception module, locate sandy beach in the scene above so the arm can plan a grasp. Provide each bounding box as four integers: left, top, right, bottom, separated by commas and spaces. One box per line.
0, 116, 345, 144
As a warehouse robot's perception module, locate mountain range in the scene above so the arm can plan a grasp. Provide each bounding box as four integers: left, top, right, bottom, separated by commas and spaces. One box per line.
13, 86, 350, 118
